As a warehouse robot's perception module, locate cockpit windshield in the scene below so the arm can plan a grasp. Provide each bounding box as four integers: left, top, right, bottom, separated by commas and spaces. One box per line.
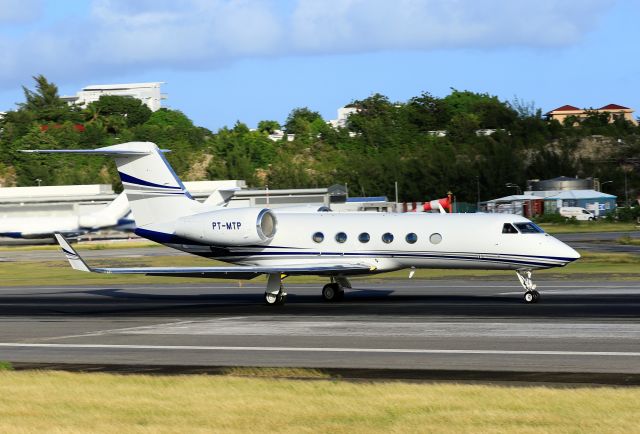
502, 223, 519, 234
514, 222, 544, 234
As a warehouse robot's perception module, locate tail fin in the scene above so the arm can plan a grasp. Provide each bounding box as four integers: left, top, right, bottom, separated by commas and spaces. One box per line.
24, 142, 202, 227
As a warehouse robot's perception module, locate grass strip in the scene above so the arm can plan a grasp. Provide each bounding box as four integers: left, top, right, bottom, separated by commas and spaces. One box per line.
0, 370, 639, 433
539, 222, 638, 234
0, 240, 161, 252
617, 235, 640, 246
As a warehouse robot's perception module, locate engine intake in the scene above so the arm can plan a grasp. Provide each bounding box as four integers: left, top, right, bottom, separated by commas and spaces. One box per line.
174, 208, 277, 246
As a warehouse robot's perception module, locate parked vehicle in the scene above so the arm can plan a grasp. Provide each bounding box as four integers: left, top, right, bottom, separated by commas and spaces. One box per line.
559, 207, 595, 221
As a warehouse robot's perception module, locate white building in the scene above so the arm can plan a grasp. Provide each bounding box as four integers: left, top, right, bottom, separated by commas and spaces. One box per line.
328, 106, 358, 129
62, 82, 166, 111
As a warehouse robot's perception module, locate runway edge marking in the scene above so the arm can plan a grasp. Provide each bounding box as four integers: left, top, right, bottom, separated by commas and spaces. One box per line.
1, 343, 640, 357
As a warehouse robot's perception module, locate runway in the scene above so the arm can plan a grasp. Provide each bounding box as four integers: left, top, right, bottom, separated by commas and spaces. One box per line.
555, 231, 640, 255
1, 279, 639, 381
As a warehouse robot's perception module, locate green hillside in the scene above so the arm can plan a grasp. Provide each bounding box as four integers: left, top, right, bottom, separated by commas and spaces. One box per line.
1, 76, 638, 205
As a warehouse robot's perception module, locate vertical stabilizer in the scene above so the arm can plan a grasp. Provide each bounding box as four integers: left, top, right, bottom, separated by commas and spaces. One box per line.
23, 142, 202, 227
112, 142, 200, 226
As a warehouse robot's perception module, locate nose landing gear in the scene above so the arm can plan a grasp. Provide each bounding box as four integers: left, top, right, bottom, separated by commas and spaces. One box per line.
516, 270, 539, 303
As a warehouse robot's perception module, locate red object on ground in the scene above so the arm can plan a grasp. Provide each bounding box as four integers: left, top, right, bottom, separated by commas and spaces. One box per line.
423, 196, 452, 213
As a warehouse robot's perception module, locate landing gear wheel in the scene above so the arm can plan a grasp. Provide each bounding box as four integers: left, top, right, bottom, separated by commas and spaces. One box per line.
524, 291, 534, 303
322, 283, 342, 302
524, 290, 539, 304
264, 292, 287, 305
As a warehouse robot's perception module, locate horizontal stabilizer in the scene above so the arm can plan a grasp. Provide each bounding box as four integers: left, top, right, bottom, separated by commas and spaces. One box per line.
21, 143, 171, 156
22, 148, 149, 156
54, 233, 92, 272
53, 234, 374, 279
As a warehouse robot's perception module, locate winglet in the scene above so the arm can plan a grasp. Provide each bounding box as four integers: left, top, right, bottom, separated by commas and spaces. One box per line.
54, 234, 92, 272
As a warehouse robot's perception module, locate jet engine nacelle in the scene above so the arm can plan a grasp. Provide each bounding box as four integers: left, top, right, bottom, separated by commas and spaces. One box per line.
174, 208, 277, 246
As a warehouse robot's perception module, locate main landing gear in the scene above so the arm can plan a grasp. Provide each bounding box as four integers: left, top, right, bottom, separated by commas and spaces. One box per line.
263, 275, 353, 305
321, 276, 351, 302
516, 269, 540, 303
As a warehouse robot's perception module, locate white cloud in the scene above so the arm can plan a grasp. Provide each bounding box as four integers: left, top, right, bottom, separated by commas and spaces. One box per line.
290, 0, 613, 53
85, 0, 283, 66
0, 0, 616, 90
0, 0, 43, 24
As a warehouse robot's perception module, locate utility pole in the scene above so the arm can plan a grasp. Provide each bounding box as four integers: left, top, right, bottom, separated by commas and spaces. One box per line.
476, 176, 480, 211
394, 181, 399, 212
624, 171, 629, 207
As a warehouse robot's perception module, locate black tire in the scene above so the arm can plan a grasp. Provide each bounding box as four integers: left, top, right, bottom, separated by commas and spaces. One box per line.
265, 292, 286, 305
276, 294, 287, 305
524, 291, 535, 304
322, 283, 341, 302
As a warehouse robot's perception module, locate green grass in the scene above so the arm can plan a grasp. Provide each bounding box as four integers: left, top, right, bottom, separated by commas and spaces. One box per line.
0, 240, 161, 252
0, 371, 639, 433
618, 235, 640, 246
0, 250, 638, 287
539, 221, 638, 234
0, 361, 14, 371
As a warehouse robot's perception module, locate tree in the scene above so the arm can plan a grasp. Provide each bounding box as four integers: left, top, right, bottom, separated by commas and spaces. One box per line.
284, 107, 323, 135
406, 91, 450, 131
89, 95, 152, 127
19, 74, 79, 123
443, 89, 516, 129
257, 120, 280, 134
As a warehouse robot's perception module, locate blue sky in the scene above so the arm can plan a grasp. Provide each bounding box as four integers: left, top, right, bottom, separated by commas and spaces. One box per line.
0, 0, 638, 130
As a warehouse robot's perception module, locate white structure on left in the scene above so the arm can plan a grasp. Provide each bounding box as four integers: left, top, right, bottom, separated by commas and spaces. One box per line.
62, 82, 166, 111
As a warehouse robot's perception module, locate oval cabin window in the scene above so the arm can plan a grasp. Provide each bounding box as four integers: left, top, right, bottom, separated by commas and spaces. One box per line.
335, 232, 347, 243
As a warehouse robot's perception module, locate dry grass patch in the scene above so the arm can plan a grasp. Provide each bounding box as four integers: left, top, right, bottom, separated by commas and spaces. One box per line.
221, 367, 330, 379
0, 371, 639, 433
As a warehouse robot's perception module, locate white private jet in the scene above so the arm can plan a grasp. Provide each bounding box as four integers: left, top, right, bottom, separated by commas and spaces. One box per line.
24, 142, 580, 305
0, 192, 131, 240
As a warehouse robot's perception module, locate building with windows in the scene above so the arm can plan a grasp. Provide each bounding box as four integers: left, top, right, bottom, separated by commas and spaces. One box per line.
61, 82, 166, 111
545, 104, 636, 125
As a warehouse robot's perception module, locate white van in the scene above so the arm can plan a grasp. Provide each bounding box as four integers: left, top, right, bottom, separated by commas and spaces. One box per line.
559, 207, 595, 221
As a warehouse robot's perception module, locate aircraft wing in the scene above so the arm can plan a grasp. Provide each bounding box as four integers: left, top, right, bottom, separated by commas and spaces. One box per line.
54, 234, 374, 279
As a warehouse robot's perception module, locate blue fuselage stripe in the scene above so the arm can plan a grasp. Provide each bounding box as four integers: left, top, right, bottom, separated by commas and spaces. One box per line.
119, 172, 183, 190
135, 228, 572, 269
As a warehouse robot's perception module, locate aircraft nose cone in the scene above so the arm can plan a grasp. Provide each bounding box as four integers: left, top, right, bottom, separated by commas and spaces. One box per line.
564, 243, 581, 261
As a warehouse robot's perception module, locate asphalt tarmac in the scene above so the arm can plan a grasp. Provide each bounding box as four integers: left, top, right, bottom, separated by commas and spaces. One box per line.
555, 231, 640, 255
1, 279, 639, 383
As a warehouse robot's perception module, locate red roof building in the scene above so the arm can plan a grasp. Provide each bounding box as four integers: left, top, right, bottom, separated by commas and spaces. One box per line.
546, 103, 636, 125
